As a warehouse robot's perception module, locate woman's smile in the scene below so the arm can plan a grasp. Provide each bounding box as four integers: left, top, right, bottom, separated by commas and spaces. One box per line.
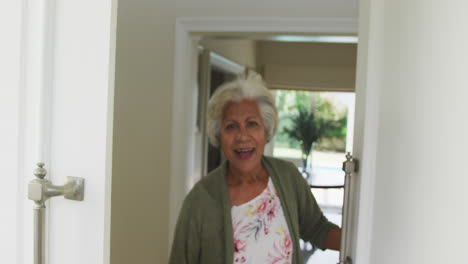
234, 147, 255, 160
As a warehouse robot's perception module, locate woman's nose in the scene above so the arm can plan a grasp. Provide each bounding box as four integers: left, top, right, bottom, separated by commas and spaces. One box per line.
236, 126, 249, 140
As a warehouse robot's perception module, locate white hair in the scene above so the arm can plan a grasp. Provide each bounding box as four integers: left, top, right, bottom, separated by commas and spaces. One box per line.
206, 74, 278, 148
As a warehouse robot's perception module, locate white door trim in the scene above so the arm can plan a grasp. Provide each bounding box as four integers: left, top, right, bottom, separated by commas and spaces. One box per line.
170, 17, 377, 264
176, 17, 358, 33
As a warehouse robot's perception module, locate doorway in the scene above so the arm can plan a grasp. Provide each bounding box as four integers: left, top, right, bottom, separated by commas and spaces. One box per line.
169, 17, 373, 264
196, 35, 357, 263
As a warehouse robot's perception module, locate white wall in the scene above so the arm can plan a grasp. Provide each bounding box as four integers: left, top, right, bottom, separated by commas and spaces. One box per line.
360, 0, 468, 263
112, 0, 358, 263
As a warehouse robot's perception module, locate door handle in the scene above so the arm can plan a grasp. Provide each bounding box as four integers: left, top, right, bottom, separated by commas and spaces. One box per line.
28, 163, 85, 264
28, 163, 84, 202
338, 153, 358, 264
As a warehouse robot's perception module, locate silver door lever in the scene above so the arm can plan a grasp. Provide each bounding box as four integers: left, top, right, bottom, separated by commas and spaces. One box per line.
28, 163, 84, 203
28, 163, 85, 264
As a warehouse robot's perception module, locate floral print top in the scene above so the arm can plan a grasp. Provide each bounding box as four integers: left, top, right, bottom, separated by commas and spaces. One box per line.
231, 177, 293, 264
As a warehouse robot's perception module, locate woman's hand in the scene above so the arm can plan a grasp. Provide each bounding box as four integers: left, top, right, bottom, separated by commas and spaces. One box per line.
323, 226, 341, 251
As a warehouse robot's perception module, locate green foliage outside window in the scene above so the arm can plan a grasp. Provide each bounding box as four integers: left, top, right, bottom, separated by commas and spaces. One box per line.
275, 90, 348, 152
283, 106, 318, 172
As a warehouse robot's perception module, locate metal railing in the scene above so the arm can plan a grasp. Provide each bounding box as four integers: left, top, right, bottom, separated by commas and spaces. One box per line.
310, 184, 344, 189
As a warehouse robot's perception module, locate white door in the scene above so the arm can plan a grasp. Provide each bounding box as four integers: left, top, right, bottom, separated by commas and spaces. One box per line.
1, 1, 116, 263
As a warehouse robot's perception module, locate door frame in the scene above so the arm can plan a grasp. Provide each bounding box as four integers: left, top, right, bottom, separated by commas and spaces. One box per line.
170, 17, 379, 264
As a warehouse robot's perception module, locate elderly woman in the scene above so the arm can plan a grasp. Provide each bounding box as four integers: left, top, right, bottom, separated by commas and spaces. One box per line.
169, 75, 341, 264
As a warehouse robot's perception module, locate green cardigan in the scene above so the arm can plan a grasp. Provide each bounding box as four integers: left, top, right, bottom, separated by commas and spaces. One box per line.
169, 156, 337, 264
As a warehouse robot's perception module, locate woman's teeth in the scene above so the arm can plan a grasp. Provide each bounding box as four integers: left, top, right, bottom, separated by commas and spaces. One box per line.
236, 148, 254, 153
235, 148, 254, 159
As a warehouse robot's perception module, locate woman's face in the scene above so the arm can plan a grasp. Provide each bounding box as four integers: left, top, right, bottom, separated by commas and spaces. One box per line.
220, 99, 266, 175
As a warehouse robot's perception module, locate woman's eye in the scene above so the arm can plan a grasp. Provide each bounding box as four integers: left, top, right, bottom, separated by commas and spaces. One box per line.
247, 121, 258, 127
226, 124, 237, 130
